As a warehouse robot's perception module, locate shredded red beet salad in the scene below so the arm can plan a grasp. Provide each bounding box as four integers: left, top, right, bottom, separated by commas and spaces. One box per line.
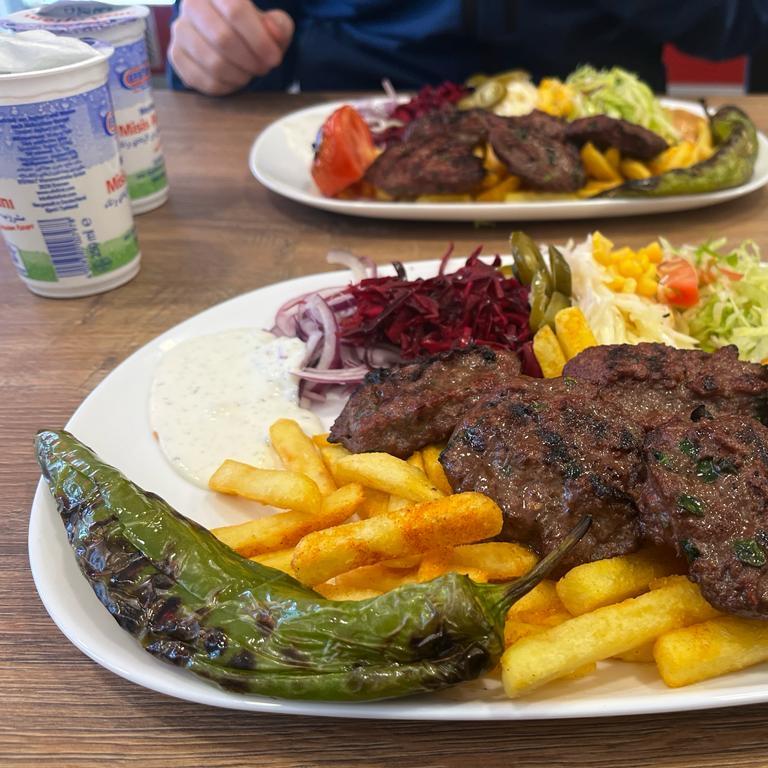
271, 247, 539, 401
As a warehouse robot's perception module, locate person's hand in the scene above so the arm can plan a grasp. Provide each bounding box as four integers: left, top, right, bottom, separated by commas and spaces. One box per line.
169, 0, 294, 96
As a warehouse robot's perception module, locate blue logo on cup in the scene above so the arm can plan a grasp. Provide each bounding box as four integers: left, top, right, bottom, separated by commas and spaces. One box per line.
103, 110, 116, 136
120, 64, 151, 91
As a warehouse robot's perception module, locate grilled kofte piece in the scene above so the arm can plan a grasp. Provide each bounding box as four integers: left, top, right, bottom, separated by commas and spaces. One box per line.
329, 346, 521, 458
563, 343, 768, 430
486, 114, 586, 192
439, 378, 645, 574
364, 134, 486, 197
565, 115, 668, 160
639, 415, 768, 618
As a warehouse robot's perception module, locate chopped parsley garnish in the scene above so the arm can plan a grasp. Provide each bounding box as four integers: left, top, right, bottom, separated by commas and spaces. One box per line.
679, 438, 698, 459
695, 457, 738, 483
733, 539, 767, 568
677, 493, 704, 517
653, 450, 672, 467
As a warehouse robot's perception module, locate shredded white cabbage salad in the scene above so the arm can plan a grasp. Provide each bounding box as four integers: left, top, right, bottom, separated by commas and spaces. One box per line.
560, 235, 698, 348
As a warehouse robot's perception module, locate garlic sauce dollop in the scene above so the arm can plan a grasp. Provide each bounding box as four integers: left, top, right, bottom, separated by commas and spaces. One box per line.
150, 329, 321, 488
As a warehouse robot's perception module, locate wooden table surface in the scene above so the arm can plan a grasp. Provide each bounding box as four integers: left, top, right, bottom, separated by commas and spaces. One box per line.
3, 91, 768, 768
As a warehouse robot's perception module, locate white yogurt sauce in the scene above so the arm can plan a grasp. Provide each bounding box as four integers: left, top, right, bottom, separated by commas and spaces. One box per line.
150, 328, 321, 488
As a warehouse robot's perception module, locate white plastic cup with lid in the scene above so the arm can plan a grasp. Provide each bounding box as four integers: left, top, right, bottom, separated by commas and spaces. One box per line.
0, 32, 141, 298
3, 2, 169, 214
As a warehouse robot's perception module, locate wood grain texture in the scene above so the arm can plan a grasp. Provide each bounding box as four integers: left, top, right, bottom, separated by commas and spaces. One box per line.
2, 91, 768, 767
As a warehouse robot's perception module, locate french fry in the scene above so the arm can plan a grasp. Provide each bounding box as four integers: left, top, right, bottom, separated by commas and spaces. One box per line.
501, 576, 719, 698
314, 584, 383, 601
249, 547, 296, 576
311, 433, 332, 448
604, 147, 621, 175
450, 542, 537, 581
476, 175, 522, 202
421, 444, 453, 496
291, 491, 503, 585
576, 179, 622, 198
654, 616, 768, 688
416, 547, 489, 583
406, 451, 425, 473
387, 452, 427, 510
269, 419, 337, 496
319, 443, 352, 484
209, 459, 322, 514
331, 561, 419, 592
533, 324, 567, 378
333, 452, 444, 503
580, 142, 622, 182
212, 482, 364, 557
507, 580, 568, 625
357, 487, 390, 518
553, 306, 597, 361
613, 642, 655, 664
556, 547, 680, 616
388, 495, 411, 512
619, 159, 652, 180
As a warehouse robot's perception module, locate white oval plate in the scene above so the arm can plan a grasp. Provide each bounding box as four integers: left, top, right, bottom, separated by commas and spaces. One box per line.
249, 98, 768, 221
29, 260, 768, 719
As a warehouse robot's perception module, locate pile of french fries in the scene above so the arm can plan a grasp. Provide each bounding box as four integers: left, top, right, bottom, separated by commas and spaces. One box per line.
209, 417, 768, 698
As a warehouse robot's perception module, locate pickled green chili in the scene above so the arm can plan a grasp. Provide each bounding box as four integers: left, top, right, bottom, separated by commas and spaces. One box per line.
603, 105, 758, 198
36, 429, 589, 702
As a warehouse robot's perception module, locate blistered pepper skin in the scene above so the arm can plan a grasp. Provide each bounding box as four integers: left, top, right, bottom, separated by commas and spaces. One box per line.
602, 106, 758, 198
36, 429, 588, 702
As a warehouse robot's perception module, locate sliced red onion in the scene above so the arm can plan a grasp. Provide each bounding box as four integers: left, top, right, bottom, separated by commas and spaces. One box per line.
326, 249, 368, 282
294, 365, 369, 383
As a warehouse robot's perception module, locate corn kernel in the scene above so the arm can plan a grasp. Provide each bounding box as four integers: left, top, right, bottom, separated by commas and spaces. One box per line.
608, 276, 625, 291
639, 242, 663, 264
622, 278, 637, 293
644, 263, 657, 280
618, 258, 643, 278
592, 231, 614, 265
609, 247, 633, 265
637, 277, 659, 298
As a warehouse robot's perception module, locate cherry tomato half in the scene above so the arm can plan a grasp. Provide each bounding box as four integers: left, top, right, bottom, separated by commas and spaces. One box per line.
311, 106, 377, 197
657, 257, 700, 309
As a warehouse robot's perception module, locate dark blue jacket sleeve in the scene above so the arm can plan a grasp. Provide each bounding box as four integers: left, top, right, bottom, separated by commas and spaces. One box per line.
600, 0, 768, 59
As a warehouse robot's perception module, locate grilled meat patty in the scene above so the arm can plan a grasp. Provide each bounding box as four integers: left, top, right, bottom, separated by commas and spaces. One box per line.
403, 108, 490, 145
364, 134, 486, 197
563, 343, 768, 430
329, 346, 521, 458
487, 120, 586, 192
439, 378, 645, 573
565, 115, 668, 160
639, 415, 768, 618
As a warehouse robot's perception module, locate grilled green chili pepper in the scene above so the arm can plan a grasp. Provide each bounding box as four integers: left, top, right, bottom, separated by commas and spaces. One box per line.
548, 246, 572, 297
602, 105, 758, 198
36, 429, 589, 702
510, 231, 549, 288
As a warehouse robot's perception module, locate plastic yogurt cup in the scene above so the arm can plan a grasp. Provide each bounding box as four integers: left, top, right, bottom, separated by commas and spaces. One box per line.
0, 37, 141, 298
4, 2, 169, 214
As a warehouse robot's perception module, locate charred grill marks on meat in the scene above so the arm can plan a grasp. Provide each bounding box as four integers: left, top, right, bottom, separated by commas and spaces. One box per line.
328, 345, 521, 459
329, 342, 768, 618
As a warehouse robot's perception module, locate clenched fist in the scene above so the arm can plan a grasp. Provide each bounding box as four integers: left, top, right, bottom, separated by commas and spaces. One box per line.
169, 0, 294, 96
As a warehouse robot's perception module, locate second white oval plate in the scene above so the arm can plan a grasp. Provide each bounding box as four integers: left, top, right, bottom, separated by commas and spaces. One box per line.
249, 98, 768, 221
